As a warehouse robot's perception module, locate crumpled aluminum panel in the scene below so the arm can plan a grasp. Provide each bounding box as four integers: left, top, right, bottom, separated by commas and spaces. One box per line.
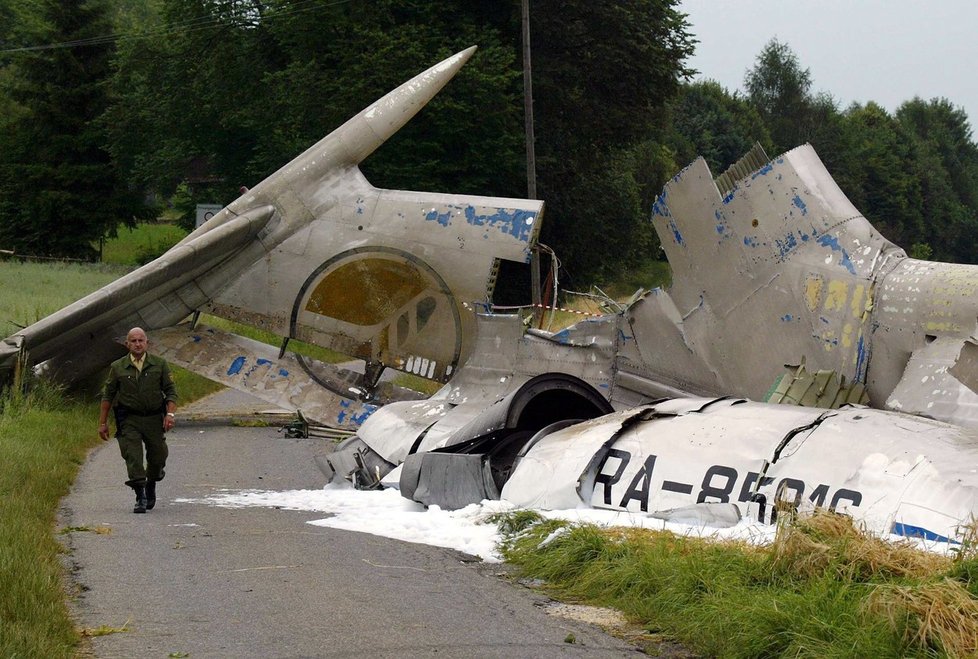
650, 145, 898, 403
149, 324, 424, 429
503, 396, 978, 542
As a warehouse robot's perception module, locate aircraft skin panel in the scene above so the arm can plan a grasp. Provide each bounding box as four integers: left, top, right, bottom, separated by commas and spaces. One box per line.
642, 143, 978, 427
356, 396, 454, 465
871, 259, 978, 402
502, 397, 978, 542
885, 337, 978, 427
148, 324, 424, 429
766, 409, 978, 540
202, 181, 542, 384
649, 145, 900, 403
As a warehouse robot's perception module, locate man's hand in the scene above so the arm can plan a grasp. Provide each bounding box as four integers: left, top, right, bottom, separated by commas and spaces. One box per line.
163, 413, 175, 432
98, 423, 110, 441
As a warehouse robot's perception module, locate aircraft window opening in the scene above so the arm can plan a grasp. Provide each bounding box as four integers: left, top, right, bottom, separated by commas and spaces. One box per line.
925, 334, 937, 343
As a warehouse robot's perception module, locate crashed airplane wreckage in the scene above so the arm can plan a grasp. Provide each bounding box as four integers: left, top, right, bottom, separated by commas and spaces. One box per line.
4, 47, 978, 543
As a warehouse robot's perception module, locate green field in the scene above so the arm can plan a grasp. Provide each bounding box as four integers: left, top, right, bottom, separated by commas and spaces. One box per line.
0, 261, 124, 337
99, 222, 187, 266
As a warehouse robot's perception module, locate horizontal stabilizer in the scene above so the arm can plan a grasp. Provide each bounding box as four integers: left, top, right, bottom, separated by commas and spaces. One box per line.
3, 206, 274, 373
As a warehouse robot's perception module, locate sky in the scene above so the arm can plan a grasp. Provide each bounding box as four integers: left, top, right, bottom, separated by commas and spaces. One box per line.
678, 0, 978, 128
175, 482, 950, 562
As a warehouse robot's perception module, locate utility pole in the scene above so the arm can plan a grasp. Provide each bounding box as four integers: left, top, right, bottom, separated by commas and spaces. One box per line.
522, 0, 542, 321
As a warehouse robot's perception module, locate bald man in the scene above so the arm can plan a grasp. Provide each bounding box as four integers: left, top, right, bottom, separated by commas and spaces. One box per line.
99, 327, 178, 513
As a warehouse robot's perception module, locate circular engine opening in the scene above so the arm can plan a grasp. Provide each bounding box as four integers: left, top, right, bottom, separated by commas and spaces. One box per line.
489, 373, 613, 489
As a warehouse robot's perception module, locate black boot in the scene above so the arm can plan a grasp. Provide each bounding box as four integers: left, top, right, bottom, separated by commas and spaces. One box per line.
145, 480, 157, 510
133, 485, 147, 514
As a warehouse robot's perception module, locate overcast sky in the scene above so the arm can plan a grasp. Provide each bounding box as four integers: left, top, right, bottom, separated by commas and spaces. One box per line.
678, 0, 978, 130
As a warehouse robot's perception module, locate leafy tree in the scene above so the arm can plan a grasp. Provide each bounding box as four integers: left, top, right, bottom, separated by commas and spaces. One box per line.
667, 80, 772, 175
0, 0, 147, 259
826, 102, 924, 249
744, 38, 836, 153
0, 0, 44, 131
896, 97, 978, 262
529, 0, 696, 283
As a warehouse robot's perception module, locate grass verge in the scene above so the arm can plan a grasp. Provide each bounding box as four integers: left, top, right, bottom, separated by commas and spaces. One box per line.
0, 383, 102, 658
495, 510, 978, 657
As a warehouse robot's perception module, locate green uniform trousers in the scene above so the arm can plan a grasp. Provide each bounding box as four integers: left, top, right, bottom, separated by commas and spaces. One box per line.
116, 414, 168, 487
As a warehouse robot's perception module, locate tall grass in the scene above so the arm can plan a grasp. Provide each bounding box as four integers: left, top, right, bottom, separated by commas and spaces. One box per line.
0, 260, 123, 337
99, 222, 186, 266
0, 257, 224, 656
497, 511, 978, 657
0, 382, 100, 658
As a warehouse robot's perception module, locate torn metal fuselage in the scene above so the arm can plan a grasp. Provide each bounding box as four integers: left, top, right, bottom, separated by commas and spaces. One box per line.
501, 397, 978, 543
7, 47, 978, 539
338, 143, 978, 543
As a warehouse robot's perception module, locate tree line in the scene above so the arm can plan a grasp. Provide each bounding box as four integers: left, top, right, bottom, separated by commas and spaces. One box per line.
1, 0, 976, 286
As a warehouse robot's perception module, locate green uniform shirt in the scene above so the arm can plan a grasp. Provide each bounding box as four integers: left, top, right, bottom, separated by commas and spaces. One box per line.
101, 353, 178, 415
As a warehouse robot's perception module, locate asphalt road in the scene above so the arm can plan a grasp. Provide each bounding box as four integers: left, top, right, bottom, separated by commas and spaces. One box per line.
60, 422, 647, 658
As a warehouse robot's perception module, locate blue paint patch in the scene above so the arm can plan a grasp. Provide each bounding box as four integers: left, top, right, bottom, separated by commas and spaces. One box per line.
192, 335, 202, 343
227, 356, 246, 376
714, 209, 730, 236
750, 163, 773, 179
668, 219, 685, 246
816, 235, 857, 275
599, 383, 610, 389
336, 399, 378, 427
425, 209, 452, 227
651, 192, 670, 218
463, 206, 536, 242
722, 190, 735, 204
792, 195, 808, 216
617, 329, 634, 343
744, 236, 759, 248
553, 329, 571, 344
278, 368, 289, 377
257, 359, 271, 366
811, 333, 839, 347
781, 314, 793, 322
892, 522, 956, 544
854, 335, 867, 379
775, 233, 799, 260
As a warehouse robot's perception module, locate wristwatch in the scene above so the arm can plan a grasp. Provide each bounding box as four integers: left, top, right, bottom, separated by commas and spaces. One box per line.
166, 412, 175, 418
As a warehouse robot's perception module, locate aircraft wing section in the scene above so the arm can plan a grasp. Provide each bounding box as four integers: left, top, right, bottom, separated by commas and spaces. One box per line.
2, 206, 275, 380
148, 324, 424, 429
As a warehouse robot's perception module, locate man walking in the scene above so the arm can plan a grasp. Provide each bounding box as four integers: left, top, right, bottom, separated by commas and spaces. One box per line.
98, 327, 177, 513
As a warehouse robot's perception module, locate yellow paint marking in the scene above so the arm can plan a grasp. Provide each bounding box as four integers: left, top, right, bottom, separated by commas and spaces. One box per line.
850, 284, 864, 318
824, 280, 848, 312
842, 323, 853, 348
805, 276, 823, 312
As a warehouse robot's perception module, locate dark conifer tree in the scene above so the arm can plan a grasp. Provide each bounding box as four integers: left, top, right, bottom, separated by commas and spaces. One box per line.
0, 0, 144, 260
